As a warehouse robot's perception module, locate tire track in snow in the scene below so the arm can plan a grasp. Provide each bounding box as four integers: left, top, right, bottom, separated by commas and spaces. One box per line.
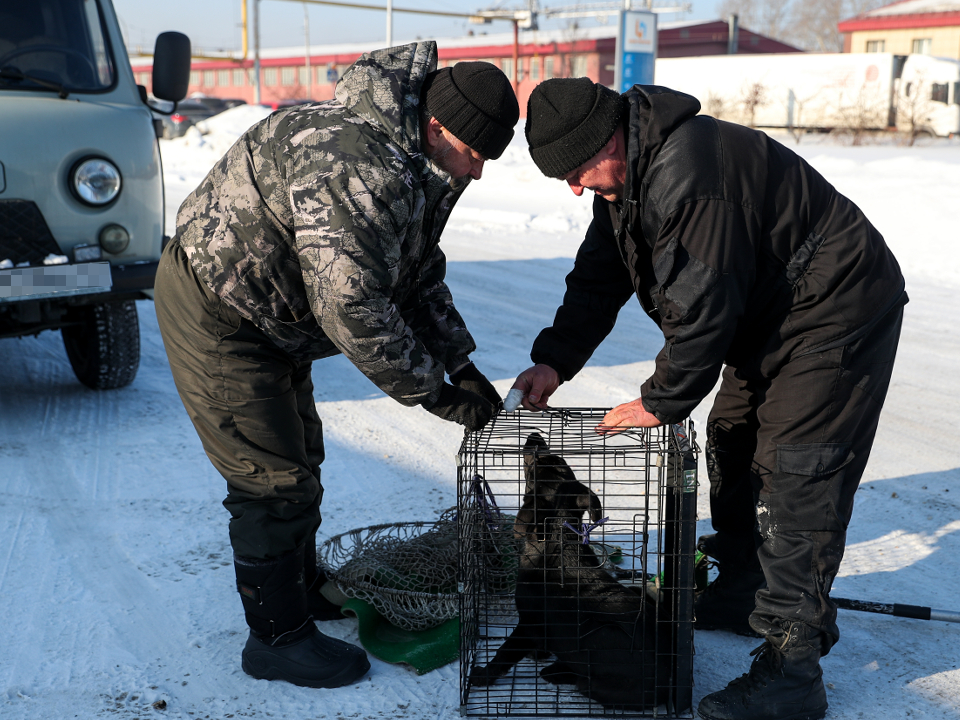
0, 332, 247, 715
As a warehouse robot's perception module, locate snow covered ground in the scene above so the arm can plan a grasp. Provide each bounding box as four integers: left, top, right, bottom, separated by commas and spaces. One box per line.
2, 105, 958, 719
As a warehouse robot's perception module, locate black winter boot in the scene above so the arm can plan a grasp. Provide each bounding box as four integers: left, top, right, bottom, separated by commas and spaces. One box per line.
234, 548, 370, 688
697, 622, 828, 720
303, 536, 345, 622
694, 534, 765, 637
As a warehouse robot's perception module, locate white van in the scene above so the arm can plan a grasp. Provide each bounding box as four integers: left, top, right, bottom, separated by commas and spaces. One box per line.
0, 0, 189, 389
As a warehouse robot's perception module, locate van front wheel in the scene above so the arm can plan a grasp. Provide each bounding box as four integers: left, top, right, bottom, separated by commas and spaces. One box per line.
61, 300, 140, 390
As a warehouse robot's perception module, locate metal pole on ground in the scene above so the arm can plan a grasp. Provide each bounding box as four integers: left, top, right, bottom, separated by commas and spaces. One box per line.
834, 597, 960, 624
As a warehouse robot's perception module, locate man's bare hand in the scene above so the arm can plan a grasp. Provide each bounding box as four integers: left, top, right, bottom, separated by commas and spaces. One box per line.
596, 398, 663, 434
510, 364, 560, 411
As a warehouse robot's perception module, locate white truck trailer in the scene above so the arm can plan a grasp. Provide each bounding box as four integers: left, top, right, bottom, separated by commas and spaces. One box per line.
654, 52, 960, 138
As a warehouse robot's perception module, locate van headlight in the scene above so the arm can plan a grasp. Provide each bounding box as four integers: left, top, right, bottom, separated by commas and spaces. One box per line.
70, 157, 122, 206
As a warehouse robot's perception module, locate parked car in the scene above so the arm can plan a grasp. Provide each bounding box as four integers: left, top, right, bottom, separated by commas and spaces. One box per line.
261, 98, 312, 111
162, 99, 223, 138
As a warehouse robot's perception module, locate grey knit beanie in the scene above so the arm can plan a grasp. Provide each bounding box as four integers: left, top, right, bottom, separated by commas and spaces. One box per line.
422, 62, 519, 160
525, 77, 625, 178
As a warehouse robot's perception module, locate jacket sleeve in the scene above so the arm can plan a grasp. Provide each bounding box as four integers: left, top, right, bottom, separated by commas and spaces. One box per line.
640, 197, 756, 423
401, 243, 477, 372
289, 158, 448, 408
531, 196, 635, 381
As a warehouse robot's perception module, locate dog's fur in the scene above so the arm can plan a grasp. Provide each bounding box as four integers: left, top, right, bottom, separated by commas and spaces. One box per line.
469, 433, 671, 709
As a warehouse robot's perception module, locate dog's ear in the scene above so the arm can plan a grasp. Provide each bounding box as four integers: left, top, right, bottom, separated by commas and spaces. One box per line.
523, 433, 548, 486
524, 432, 548, 453
578, 485, 604, 523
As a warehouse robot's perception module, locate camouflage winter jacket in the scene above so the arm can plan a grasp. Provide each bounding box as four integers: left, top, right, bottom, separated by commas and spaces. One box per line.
175, 41, 476, 408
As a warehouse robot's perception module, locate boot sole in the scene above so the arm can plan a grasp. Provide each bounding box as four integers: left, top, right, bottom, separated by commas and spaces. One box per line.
242, 652, 371, 688
698, 708, 826, 720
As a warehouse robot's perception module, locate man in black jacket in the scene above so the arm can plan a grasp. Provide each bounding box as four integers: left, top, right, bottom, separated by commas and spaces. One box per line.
511, 78, 905, 720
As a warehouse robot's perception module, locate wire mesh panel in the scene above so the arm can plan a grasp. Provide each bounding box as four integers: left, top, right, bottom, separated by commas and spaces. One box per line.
458, 409, 698, 718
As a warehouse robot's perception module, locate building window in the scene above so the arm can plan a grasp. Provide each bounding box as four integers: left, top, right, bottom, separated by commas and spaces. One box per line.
912, 38, 932, 54
189, 70, 199, 86
264, 67, 277, 86
530, 56, 540, 81
517, 58, 525, 81
298, 66, 310, 86
571, 54, 588, 78
218, 70, 230, 87
281, 67, 295, 86
202, 70, 214, 87
866, 40, 885, 53
544, 56, 555, 80
233, 68, 246, 86
501, 57, 514, 80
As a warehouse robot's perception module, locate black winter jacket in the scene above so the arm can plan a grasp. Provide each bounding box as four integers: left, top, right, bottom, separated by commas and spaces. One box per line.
531, 86, 907, 424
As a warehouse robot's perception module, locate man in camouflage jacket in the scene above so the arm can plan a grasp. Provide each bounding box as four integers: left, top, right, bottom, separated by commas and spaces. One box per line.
155, 41, 518, 688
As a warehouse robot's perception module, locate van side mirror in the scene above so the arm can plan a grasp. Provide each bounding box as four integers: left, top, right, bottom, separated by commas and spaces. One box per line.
152, 32, 191, 103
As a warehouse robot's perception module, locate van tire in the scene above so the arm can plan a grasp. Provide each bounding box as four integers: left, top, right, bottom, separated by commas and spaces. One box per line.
61, 300, 140, 390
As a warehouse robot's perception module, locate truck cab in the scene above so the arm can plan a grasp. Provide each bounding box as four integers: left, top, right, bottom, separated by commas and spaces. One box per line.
0, 0, 189, 389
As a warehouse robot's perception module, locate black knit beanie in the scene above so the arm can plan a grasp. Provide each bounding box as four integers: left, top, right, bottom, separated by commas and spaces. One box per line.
422, 62, 519, 160
525, 77, 625, 178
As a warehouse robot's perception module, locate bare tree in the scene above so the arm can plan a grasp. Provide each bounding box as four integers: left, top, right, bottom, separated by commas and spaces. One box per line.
719, 0, 792, 44
705, 91, 727, 120
719, 0, 887, 53
740, 81, 768, 128
834, 84, 887, 144
897, 69, 936, 145
791, 0, 847, 53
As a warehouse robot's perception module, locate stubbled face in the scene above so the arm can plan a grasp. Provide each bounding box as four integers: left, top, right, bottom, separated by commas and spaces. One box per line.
560, 150, 625, 202
431, 130, 486, 180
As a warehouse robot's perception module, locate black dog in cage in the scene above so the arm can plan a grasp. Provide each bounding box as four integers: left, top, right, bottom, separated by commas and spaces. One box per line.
469, 433, 671, 709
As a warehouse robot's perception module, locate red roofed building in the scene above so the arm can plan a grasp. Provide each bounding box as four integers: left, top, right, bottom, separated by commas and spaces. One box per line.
130, 21, 802, 111
838, 0, 960, 58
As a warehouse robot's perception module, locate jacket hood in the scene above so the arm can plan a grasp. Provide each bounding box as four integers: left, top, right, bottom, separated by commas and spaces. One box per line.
335, 41, 437, 155
622, 85, 701, 203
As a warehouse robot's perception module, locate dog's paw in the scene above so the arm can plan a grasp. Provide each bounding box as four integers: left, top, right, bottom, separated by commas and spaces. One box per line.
469, 665, 500, 687
540, 661, 580, 686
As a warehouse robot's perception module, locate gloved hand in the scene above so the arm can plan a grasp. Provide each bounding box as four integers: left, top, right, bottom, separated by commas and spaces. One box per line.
425, 382, 495, 432
449, 362, 502, 410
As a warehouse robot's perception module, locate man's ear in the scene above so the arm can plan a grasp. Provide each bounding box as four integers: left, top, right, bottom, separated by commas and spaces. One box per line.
604, 128, 619, 157
423, 116, 444, 154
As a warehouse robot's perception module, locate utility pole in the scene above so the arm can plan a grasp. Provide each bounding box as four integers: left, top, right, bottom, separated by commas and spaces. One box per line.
253, 0, 262, 104
304, 3, 312, 98
386, 0, 393, 47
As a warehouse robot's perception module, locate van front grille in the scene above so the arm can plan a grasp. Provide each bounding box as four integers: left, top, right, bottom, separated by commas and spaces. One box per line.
0, 200, 62, 266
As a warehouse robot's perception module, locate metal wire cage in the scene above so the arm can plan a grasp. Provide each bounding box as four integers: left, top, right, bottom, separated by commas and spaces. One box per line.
458, 409, 699, 718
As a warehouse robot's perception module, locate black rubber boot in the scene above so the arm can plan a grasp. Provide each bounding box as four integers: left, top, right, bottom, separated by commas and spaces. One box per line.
694, 534, 766, 636
303, 537, 344, 622
235, 547, 370, 688
697, 622, 828, 720
694, 567, 766, 636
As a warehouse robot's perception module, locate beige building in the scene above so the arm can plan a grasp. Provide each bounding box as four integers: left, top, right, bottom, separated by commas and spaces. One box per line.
839, 0, 960, 59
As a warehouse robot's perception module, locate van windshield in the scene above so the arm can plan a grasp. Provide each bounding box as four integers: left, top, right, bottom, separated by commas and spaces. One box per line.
0, 0, 115, 94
